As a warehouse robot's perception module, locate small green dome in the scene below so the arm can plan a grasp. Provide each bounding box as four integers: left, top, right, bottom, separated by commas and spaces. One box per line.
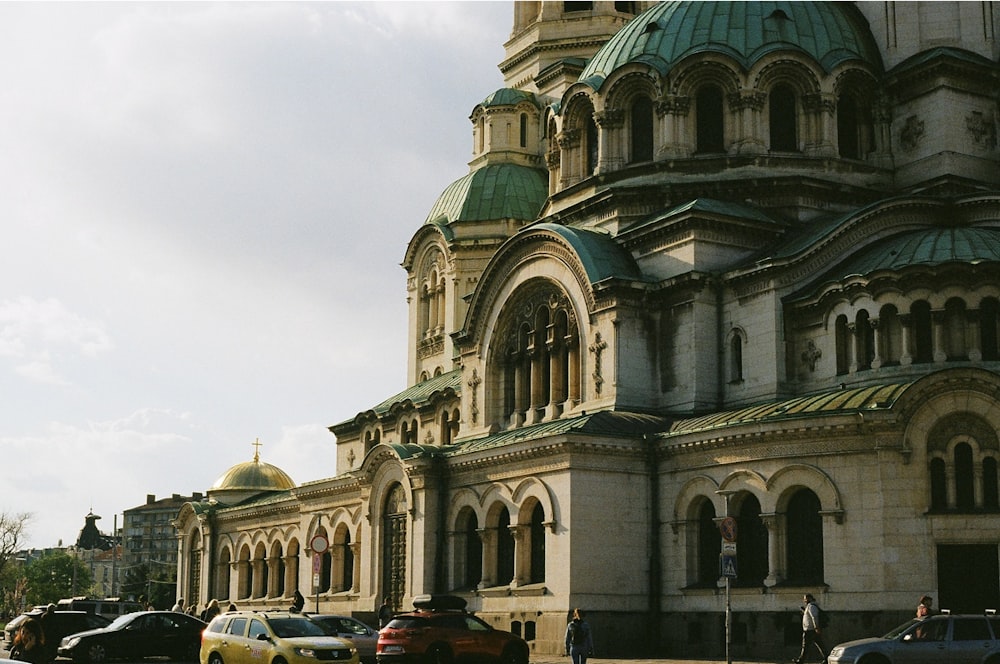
579, 1, 882, 89
479, 88, 539, 109
424, 163, 547, 225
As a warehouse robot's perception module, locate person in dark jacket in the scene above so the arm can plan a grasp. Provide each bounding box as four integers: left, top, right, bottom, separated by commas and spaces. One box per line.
11, 618, 47, 664
291, 590, 305, 613
564, 608, 594, 664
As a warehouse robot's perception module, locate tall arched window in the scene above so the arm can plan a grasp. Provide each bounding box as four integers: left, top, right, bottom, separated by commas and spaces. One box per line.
585, 114, 599, 175
519, 113, 528, 148
912, 301, 933, 363
981, 298, 1000, 361
463, 512, 482, 589
930, 457, 947, 510
956, 442, 975, 511
835, 314, 849, 375
986, 457, 999, 511
629, 95, 654, 163
696, 85, 724, 153
730, 331, 744, 383
856, 310, 874, 370
786, 490, 824, 585
879, 304, 902, 365
496, 507, 515, 586
769, 84, 797, 152
696, 499, 720, 586
736, 495, 768, 587
529, 503, 546, 584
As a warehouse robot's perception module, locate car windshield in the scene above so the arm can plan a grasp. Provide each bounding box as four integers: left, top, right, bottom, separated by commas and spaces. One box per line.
884, 618, 924, 639
386, 617, 427, 629
106, 614, 137, 631
269, 617, 328, 638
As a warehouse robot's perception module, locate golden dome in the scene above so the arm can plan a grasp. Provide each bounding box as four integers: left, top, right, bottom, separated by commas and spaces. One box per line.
210, 441, 295, 492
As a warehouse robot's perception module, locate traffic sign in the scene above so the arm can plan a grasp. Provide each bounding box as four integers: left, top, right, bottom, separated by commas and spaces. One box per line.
720, 553, 738, 578
720, 516, 737, 542
310, 534, 329, 554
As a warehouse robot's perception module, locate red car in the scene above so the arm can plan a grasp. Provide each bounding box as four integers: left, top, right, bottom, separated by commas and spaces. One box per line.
376, 595, 528, 664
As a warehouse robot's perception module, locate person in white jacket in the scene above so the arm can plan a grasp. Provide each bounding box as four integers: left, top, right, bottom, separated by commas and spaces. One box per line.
794, 594, 827, 664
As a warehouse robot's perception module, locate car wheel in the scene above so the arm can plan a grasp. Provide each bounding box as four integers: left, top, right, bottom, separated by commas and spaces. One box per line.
272, 658, 288, 664
425, 644, 452, 664
86, 642, 108, 664
499, 645, 528, 664
209, 655, 225, 664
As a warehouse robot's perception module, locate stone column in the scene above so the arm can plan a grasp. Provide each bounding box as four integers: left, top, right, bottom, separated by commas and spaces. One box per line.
477, 528, 496, 589
899, 314, 913, 365
760, 513, 783, 587
933, 311, 947, 362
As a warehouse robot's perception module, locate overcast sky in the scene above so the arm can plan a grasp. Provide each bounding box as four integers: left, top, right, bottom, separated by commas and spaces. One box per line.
1, 1, 511, 550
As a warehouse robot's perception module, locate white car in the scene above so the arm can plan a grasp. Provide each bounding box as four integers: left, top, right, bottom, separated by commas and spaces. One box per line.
829, 613, 1000, 664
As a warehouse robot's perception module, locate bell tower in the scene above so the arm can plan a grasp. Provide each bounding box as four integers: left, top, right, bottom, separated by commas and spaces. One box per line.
500, 1, 651, 101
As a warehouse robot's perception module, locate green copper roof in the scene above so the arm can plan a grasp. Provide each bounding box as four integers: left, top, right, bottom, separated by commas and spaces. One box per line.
660, 381, 913, 438
835, 227, 1000, 276
529, 223, 647, 283
425, 163, 548, 225
579, 1, 882, 89
479, 88, 540, 109
369, 369, 462, 417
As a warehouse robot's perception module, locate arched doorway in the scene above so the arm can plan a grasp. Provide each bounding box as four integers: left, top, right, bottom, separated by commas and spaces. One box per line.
382, 484, 407, 609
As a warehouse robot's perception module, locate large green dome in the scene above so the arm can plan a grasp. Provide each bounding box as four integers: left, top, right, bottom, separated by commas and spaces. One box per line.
579, 1, 882, 89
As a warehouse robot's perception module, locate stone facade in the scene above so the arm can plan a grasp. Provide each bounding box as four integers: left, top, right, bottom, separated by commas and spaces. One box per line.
173, 2, 1000, 659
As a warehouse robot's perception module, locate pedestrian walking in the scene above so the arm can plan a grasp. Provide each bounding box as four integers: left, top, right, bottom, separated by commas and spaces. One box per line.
378, 596, 393, 628
564, 608, 594, 664
793, 594, 827, 664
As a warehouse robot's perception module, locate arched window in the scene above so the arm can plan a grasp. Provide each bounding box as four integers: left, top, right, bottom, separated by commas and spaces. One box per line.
529, 503, 546, 584
945, 298, 967, 360
585, 114, 599, 175
769, 84, 797, 152
696, 499, 720, 586
463, 511, 482, 589
786, 490, 824, 585
736, 495, 768, 587
930, 457, 947, 510
835, 314, 849, 375
629, 95, 654, 163
730, 331, 744, 383
980, 298, 1000, 361
856, 310, 874, 370
493, 283, 580, 428
496, 507, 515, 586
696, 86, 724, 153
985, 457, 999, 510
956, 442, 975, 511
912, 301, 933, 363
879, 304, 902, 365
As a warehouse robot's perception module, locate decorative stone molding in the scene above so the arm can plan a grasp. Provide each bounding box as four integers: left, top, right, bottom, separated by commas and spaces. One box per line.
966, 111, 997, 148
899, 115, 924, 151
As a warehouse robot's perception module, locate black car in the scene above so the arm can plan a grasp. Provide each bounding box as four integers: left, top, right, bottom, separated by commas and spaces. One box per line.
4, 610, 111, 655
57, 610, 206, 663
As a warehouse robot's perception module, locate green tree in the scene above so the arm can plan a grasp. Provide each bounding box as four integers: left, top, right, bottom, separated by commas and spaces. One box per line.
0, 511, 32, 615
122, 562, 174, 610
24, 551, 92, 606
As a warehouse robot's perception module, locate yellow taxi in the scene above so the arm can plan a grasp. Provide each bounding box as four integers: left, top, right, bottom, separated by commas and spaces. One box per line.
200, 611, 358, 664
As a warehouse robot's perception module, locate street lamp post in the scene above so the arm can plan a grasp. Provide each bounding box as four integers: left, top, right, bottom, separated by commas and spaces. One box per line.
716, 489, 737, 664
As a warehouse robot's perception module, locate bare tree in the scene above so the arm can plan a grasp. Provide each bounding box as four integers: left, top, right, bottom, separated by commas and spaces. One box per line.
0, 511, 32, 579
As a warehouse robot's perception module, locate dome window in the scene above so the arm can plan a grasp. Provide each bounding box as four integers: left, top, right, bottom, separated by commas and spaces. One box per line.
767, 9, 791, 21
643, 22, 660, 34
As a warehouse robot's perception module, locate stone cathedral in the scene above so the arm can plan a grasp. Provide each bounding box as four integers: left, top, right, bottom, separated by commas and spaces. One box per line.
174, 2, 1000, 658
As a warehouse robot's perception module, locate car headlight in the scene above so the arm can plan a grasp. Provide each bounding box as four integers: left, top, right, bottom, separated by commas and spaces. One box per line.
63, 637, 81, 649
294, 647, 318, 658
830, 646, 843, 657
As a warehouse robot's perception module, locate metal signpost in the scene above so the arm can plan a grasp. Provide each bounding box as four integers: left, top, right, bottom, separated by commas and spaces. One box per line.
310, 533, 329, 614
717, 491, 737, 664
